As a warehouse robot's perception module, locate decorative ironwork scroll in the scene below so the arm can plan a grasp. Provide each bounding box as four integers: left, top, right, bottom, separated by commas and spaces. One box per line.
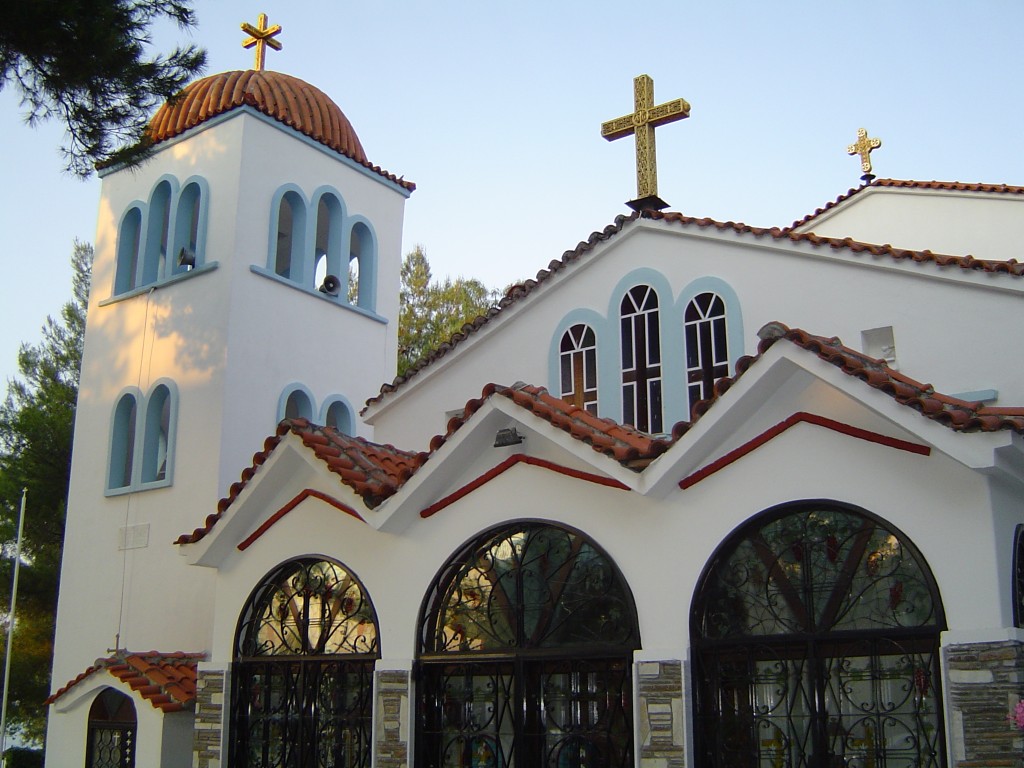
692, 505, 947, 768
419, 523, 639, 768
233, 558, 379, 768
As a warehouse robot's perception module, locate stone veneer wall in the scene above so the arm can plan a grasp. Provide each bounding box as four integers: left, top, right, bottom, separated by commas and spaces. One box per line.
376, 669, 410, 768
636, 659, 686, 768
945, 640, 1024, 768
192, 669, 226, 768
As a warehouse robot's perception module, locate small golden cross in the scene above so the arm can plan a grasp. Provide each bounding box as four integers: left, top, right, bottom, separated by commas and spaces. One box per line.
847, 127, 882, 180
602, 74, 689, 211
241, 13, 282, 72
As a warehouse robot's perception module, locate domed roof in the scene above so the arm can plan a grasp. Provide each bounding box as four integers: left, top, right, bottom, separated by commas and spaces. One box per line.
148, 69, 369, 163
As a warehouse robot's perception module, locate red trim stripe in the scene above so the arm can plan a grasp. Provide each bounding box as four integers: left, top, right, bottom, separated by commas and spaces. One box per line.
420, 454, 629, 519
679, 412, 930, 490
237, 489, 365, 551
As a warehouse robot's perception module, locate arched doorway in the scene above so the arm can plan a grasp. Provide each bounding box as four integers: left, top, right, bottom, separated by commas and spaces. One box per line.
691, 502, 947, 767
86, 688, 136, 768
230, 557, 380, 768
417, 521, 640, 767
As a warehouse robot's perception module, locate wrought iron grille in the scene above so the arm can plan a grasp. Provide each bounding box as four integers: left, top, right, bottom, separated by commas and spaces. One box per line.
232, 558, 380, 768
418, 523, 639, 768
86, 726, 135, 768
692, 504, 947, 768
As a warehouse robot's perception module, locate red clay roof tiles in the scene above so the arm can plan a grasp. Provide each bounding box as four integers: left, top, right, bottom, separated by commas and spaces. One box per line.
46, 651, 204, 713
178, 329, 1024, 546
146, 70, 414, 191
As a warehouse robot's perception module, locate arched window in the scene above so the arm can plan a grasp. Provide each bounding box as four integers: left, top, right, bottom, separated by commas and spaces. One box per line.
691, 503, 947, 768
418, 522, 639, 768
559, 324, 598, 414
314, 194, 344, 294
684, 292, 728, 415
141, 384, 172, 483
323, 399, 354, 435
348, 222, 374, 310
87, 688, 136, 768
231, 557, 379, 768
114, 208, 142, 295
141, 180, 172, 285
172, 181, 203, 275
280, 386, 314, 422
620, 285, 662, 433
1013, 524, 1024, 628
274, 191, 305, 281
108, 394, 138, 490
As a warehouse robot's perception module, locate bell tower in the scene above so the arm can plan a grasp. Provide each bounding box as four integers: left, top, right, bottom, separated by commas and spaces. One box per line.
47, 29, 413, 763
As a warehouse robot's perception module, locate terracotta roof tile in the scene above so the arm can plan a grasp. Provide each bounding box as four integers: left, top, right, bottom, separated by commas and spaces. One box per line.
427, 382, 671, 468
145, 70, 414, 191
669, 321, 1024, 439
181, 334, 1024, 546
46, 651, 204, 712
787, 178, 1024, 231
175, 422, 428, 545
364, 207, 1023, 410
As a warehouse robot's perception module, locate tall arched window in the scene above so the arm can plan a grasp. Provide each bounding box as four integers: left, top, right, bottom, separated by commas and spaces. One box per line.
418, 522, 639, 768
691, 503, 947, 768
108, 394, 137, 490
323, 398, 354, 435
141, 384, 172, 483
620, 285, 662, 433
172, 181, 203, 275
684, 292, 728, 415
314, 194, 344, 293
559, 324, 598, 414
141, 180, 172, 285
231, 558, 380, 768
348, 222, 374, 310
274, 191, 305, 281
114, 208, 142, 295
87, 688, 136, 768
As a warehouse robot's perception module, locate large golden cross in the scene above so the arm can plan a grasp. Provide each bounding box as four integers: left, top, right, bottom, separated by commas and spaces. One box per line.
241, 13, 282, 72
602, 74, 689, 211
847, 127, 882, 180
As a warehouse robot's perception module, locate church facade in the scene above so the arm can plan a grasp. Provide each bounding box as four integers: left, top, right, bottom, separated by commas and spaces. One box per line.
42, 55, 1024, 768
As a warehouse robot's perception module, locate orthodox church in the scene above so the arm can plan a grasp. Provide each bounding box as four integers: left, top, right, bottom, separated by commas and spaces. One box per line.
42, 17, 1024, 768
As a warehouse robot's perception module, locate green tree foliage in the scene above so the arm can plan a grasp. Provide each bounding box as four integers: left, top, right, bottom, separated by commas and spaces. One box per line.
1, 1, 206, 175
398, 246, 498, 377
0, 242, 91, 744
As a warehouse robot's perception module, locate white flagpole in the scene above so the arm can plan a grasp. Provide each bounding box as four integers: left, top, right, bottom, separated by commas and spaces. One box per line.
0, 489, 27, 765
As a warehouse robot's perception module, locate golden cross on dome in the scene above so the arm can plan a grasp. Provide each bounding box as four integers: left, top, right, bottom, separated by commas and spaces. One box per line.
601, 74, 690, 211
241, 13, 282, 72
847, 127, 882, 182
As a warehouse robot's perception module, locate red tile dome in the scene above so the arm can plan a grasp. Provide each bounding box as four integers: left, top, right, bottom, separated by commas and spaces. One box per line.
147, 70, 367, 163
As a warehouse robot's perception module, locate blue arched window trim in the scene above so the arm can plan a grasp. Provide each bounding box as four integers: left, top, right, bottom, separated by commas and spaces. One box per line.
277, 383, 316, 423
106, 381, 179, 495
347, 218, 378, 313
110, 175, 212, 300
320, 395, 355, 435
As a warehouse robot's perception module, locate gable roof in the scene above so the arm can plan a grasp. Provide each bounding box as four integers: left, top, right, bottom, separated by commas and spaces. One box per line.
788, 178, 1024, 231
364, 207, 1024, 412
180, 323, 1024, 547
46, 651, 204, 713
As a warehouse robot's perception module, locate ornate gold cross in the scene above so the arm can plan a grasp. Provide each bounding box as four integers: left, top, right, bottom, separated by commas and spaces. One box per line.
241, 13, 282, 72
847, 127, 882, 181
602, 74, 689, 211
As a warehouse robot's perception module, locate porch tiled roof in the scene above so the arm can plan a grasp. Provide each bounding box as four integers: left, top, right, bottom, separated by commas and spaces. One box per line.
178, 324, 1024, 546
46, 651, 204, 713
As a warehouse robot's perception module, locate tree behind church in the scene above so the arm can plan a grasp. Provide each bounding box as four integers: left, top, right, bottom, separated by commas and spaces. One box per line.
0, 242, 91, 745
398, 246, 498, 377
0, 1, 206, 175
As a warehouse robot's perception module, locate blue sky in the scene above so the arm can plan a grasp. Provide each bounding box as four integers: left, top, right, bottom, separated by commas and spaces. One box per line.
2, 1, 1022, 387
